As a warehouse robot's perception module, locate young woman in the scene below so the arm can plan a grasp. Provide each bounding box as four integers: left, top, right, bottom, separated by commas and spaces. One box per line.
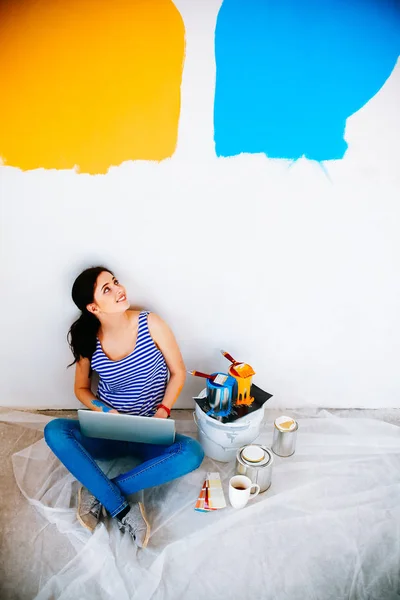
44, 266, 204, 548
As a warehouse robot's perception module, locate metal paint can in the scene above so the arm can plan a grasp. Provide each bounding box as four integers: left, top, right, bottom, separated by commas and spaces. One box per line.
206, 373, 237, 416
228, 366, 253, 405
236, 444, 274, 493
271, 415, 298, 457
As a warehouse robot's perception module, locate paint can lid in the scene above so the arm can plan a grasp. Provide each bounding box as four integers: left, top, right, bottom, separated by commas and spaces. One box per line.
242, 445, 265, 463
238, 445, 272, 468
275, 415, 297, 432
242, 447, 271, 466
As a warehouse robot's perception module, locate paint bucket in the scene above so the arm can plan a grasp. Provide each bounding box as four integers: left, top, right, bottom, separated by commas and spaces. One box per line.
228, 366, 253, 405
271, 415, 298, 457
193, 402, 265, 463
236, 445, 274, 493
206, 373, 237, 416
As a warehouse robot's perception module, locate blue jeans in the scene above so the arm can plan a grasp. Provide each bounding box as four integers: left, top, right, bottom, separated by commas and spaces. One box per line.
44, 418, 204, 517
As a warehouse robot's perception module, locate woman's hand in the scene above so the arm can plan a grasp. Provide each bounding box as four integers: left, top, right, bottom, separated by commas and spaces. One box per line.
153, 407, 169, 419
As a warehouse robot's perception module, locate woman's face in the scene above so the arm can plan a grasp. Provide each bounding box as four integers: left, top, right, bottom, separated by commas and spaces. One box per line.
89, 271, 130, 315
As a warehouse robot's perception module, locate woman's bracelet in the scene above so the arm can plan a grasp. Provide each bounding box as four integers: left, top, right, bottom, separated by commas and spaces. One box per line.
158, 403, 171, 417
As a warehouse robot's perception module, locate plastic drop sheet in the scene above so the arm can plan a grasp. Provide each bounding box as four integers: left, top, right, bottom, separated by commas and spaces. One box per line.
2, 408, 400, 600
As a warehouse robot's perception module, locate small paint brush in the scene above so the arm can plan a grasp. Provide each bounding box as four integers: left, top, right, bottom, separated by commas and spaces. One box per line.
220, 350, 256, 378
188, 371, 228, 385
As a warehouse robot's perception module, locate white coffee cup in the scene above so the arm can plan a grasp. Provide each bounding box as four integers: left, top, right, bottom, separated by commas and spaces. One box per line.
229, 475, 260, 509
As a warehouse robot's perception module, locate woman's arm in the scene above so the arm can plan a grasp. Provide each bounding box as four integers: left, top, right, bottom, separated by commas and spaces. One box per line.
74, 358, 118, 413
148, 313, 186, 418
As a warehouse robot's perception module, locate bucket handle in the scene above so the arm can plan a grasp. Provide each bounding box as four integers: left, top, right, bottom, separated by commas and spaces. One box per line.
193, 412, 248, 453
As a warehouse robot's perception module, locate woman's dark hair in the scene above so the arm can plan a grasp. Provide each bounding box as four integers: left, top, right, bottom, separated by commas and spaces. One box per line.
67, 266, 113, 366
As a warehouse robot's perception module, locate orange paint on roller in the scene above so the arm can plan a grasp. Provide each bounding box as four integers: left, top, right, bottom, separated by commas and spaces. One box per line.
0, 0, 185, 174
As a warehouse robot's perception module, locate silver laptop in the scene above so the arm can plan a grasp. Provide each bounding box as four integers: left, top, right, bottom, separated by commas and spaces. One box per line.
78, 410, 175, 445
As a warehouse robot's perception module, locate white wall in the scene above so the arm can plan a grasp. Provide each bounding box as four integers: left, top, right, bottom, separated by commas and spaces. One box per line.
1, 0, 400, 409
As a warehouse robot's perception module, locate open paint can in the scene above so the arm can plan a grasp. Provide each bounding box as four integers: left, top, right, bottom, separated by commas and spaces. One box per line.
236, 444, 273, 493
206, 374, 237, 416
271, 415, 298, 457
228, 366, 253, 405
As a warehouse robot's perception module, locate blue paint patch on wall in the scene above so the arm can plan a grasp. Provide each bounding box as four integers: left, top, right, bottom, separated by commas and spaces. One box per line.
214, 0, 400, 161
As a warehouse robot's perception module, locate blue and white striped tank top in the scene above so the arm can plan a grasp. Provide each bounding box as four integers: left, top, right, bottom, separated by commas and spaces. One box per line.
91, 311, 168, 415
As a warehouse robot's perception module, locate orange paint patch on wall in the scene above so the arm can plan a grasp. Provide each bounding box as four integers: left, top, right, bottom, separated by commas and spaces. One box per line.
0, 0, 185, 174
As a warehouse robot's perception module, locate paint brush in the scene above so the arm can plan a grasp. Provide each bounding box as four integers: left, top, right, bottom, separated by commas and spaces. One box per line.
188, 371, 228, 385
220, 350, 256, 378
